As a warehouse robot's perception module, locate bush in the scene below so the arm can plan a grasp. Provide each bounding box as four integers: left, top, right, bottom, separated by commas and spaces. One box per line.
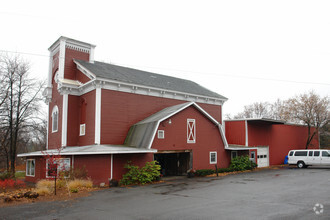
229, 156, 257, 171
217, 167, 234, 173
195, 169, 215, 176
120, 161, 161, 186
0, 179, 25, 191
0, 172, 12, 181
36, 180, 54, 189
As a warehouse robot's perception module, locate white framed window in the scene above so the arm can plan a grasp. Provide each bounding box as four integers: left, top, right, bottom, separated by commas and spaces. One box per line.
231, 151, 238, 159
52, 105, 59, 133
158, 130, 165, 139
46, 158, 70, 178
26, 159, 35, 177
210, 152, 217, 164
250, 151, 255, 161
80, 124, 86, 136
187, 119, 196, 143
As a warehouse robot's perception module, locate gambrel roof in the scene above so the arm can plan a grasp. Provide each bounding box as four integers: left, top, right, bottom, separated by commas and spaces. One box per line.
124, 102, 229, 149
75, 60, 227, 100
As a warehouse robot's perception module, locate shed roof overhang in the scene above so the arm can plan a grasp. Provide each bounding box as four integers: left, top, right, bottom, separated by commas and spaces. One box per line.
18, 145, 157, 157
226, 144, 258, 151
225, 118, 285, 124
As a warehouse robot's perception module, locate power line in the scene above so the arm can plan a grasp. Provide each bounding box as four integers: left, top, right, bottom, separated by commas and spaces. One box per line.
0, 49, 49, 58
1, 49, 329, 86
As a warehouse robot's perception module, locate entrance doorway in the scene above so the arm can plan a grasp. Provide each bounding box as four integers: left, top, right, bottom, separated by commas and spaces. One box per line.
154, 151, 191, 176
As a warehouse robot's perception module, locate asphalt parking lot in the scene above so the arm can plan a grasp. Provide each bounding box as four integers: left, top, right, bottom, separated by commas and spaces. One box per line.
1, 166, 330, 220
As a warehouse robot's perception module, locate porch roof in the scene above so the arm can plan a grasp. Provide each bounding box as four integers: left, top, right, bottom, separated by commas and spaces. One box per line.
17, 144, 157, 157
226, 144, 258, 151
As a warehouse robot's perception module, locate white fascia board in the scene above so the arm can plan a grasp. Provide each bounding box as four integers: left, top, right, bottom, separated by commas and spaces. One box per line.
74, 60, 96, 80
58, 76, 226, 106
219, 126, 229, 149
17, 149, 157, 157
226, 147, 258, 150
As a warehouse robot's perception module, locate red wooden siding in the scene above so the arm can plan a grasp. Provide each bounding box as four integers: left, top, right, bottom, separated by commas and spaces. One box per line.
269, 124, 319, 165
77, 90, 96, 146
74, 155, 111, 185
64, 48, 89, 80
48, 70, 63, 150
225, 121, 246, 146
152, 106, 230, 169
67, 95, 79, 146
100, 90, 222, 145
248, 121, 272, 146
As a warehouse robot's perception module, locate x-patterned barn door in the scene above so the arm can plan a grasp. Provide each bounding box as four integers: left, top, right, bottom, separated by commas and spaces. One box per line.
187, 119, 196, 143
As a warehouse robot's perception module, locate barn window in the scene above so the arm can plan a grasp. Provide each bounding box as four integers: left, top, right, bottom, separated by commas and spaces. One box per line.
158, 130, 165, 139
231, 151, 237, 159
210, 152, 217, 164
46, 158, 70, 178
187, 119, 196, 143
26, 159, 35, 177
52, 105, 59, 133
80, 124, 86, 136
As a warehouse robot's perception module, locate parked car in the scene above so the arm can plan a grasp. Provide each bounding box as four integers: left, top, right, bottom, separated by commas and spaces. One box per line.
288, 149, 330, 168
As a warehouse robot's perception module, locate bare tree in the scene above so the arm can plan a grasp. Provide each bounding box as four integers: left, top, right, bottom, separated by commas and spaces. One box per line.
233, 102, 271, 119
285, 91, 329, 149
0, 54, 44, 174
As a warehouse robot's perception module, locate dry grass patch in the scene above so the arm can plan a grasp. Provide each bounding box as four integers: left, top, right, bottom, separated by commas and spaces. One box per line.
67, 179, 93, 190
34, 187, 52, 196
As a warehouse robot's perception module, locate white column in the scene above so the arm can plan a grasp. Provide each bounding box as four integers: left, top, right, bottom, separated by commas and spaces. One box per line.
95, 87, 101, 144
110, 154, 113, 180
48, 52, 53, 87
62, 94, 68, 147
245, 120, 249, 146
58, 39, 66, 78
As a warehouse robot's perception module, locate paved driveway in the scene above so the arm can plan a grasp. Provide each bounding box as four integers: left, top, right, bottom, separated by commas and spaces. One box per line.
1, 167, 330, 220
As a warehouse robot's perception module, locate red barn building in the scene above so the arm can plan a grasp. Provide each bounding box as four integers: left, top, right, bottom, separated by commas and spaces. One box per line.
224, 119, 320, 167
19, 37, 320, 185
19, 37, 231, 185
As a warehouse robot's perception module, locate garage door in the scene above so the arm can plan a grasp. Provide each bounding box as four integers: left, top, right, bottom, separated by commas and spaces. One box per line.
257, 147, 269, 167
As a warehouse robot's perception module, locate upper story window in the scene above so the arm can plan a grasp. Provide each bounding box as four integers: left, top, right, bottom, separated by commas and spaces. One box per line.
158, 130, 165, 139
52, 105, 59, 133
187, 119, 196, 143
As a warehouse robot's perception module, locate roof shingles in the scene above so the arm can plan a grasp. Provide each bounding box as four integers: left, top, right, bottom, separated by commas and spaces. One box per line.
75, 60, 227, 100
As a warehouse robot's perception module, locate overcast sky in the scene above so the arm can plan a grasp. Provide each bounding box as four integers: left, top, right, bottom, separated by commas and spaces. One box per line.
1, 0, 329, 117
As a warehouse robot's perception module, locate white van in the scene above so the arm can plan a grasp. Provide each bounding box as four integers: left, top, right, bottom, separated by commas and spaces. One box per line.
288, 149, 330, 168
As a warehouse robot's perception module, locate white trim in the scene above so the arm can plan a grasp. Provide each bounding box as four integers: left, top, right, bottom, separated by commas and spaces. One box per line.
95, 87, 101, 144
48, 53, 53, 87
144, 102, 229, 149
245, 120, 249, 146
26, 159, 35, 177
58, 39, 66, 79
210, 151, 217, 164
75, 62, 96, 80
110, 154, 113, 180
80, 124, 86, 136
89, 47, 95, 63
187, 119, 196, 143
46, 158, 70, 178
62, 94, 68, 147
51, 105, 59, 133
46, 105, 49, 150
